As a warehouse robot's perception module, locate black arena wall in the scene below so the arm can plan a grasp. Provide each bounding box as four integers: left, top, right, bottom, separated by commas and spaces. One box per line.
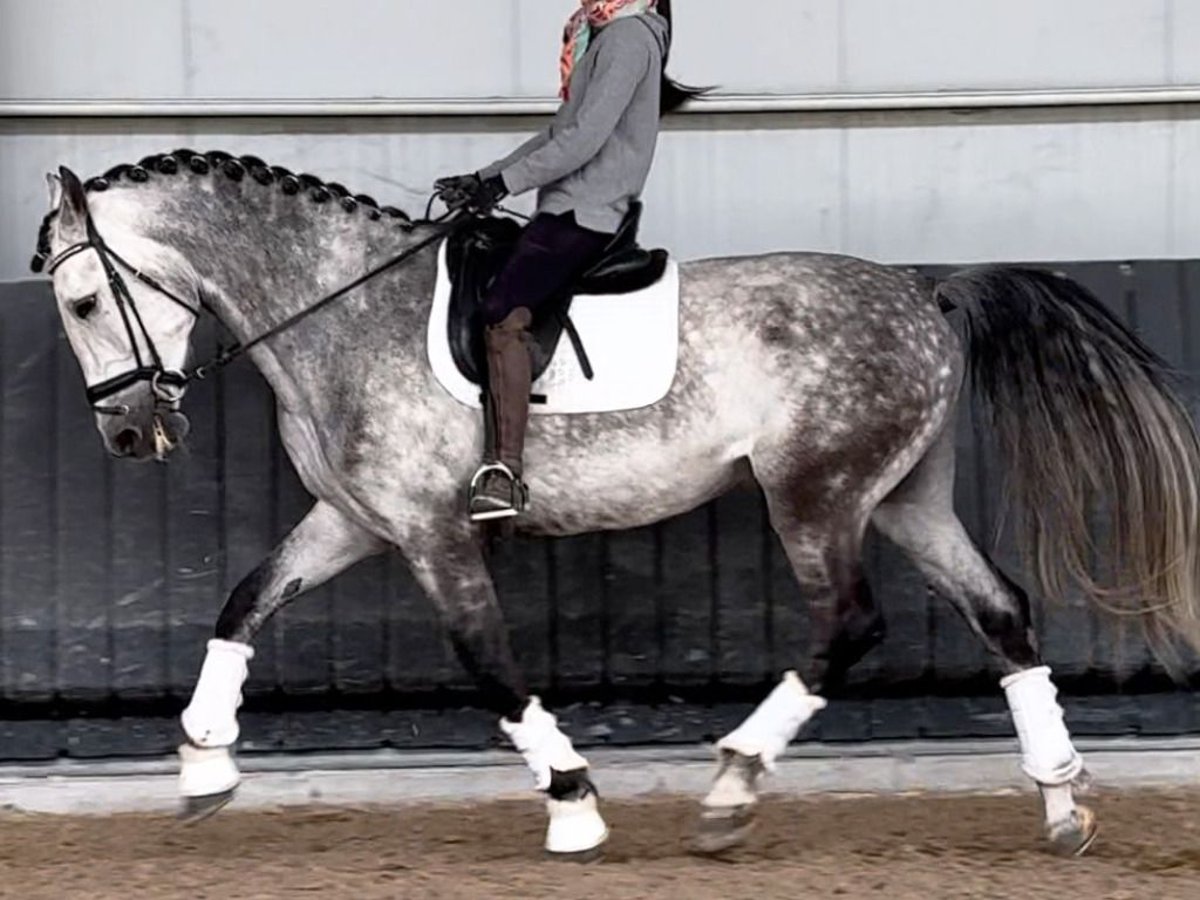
0, 260, 1197, 760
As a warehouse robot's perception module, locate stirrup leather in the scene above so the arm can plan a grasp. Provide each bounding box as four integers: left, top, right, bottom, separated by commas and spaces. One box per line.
468, 462, 529, 521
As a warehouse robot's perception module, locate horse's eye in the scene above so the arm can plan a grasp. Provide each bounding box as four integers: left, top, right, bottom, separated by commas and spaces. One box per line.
72, 295, 98, 321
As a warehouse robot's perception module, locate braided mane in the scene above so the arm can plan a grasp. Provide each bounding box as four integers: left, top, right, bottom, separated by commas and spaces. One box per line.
32, 148, 415, 273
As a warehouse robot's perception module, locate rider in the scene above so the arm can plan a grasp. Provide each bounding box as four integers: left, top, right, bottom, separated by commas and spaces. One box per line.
436, 0, 701, 522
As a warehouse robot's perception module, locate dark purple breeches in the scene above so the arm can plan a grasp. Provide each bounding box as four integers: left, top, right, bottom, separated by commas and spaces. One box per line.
480, 211, 613, 326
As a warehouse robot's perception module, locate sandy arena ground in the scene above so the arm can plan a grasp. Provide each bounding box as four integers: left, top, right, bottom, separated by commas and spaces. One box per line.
0, 789, 1197, 898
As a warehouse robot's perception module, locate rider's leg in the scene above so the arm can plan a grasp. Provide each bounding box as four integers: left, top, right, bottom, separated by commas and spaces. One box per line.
470, 211, 611, 520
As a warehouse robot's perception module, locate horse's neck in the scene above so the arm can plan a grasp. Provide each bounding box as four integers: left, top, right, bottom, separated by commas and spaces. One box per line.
181, 206, 437, 408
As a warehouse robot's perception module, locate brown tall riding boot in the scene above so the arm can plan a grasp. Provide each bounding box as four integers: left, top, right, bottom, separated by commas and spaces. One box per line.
469, 307, 533, 521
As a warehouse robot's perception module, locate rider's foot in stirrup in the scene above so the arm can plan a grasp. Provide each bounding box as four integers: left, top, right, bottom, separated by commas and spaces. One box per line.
469, 462, 528, 522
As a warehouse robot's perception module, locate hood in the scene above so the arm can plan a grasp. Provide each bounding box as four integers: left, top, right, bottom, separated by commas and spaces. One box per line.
638, 9, 671, 57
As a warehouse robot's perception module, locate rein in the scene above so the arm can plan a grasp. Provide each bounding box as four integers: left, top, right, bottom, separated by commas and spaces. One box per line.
190, 210, 460, 380
45, 204, 463, 414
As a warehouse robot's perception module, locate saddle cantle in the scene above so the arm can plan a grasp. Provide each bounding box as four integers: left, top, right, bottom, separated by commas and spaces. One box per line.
445, 202, 670, 387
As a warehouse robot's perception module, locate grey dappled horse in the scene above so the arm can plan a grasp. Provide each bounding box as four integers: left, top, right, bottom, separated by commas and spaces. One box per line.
33, 150, 1200, 858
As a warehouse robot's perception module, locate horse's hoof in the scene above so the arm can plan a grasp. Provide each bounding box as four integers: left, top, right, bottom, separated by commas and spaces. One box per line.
544, 845, 606, 864
177, 788, 236, 825
544, 793, 609, 858
1048, 805, 1098, 857
691, 805, 756, 855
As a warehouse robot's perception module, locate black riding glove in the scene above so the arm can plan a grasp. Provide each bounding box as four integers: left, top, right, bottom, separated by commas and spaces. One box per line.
434, 172, 508, 212
469, 173, 509, 213
434, 173, 479, 209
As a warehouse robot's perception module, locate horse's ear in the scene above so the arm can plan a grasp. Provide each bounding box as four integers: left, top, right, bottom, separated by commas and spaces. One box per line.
56, 165, 88, 232
45, 171, 63, 209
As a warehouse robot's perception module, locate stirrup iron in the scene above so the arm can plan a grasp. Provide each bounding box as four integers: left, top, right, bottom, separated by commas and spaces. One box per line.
468, 462, 529, 522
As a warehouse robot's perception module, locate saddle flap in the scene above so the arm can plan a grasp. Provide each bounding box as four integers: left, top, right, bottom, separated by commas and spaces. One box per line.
430, 241, 680, 416
446, 217, 566, 385
444, 203, 669, 388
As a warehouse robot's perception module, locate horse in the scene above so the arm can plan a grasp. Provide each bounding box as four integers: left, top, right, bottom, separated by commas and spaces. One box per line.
31, 149, 1200, 859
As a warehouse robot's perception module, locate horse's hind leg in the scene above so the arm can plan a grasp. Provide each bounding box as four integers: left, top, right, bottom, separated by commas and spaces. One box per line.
871, 427, 1096, 856
401, 525, 608, 859
696, 504, 882, 853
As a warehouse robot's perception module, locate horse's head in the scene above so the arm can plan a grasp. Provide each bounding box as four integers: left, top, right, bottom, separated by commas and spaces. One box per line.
39, 166, 197, 461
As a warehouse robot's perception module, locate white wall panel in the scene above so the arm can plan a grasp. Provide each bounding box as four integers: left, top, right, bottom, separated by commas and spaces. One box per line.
638, 0, 843, 96
185, 0, 521, 100
1174, 114, 1200, 257
1, 0, 1188, 103
0, 0, 187, 99
641, 123, 844, 259
4, 110, 1198, 282
843, 0, 1170, 92
1170, 0, 1200, 83
843, 111, 1175, 263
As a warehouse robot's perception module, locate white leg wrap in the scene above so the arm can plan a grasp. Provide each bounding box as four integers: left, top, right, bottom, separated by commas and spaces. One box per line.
178, 743, 240, 798
181, 639, 254, 748
500, 697, 589, 792
716, 671, 827, 771
1002, 666, 1083, 785
545, 793, 609, 854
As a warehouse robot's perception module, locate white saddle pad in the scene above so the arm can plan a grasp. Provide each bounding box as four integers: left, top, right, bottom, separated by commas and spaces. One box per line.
426, 240, 680, 415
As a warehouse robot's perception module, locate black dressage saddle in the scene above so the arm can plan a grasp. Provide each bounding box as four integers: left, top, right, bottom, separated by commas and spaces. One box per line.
445, 202, 670, 387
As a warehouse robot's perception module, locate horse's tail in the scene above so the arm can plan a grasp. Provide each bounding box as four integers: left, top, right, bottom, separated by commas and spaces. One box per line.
936, 265, 1200, 668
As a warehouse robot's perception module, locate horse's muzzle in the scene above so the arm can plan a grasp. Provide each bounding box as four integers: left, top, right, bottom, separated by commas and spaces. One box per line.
99, 400, 190, 462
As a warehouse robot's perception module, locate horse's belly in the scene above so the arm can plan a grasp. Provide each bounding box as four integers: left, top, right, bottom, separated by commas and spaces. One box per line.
517, 445, 748, 537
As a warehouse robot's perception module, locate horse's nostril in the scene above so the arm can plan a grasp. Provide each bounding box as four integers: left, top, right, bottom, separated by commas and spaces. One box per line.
114, 427, 142, 456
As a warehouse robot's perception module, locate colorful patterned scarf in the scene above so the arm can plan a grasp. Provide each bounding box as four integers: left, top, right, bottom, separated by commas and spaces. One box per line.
559, 0, 657, 100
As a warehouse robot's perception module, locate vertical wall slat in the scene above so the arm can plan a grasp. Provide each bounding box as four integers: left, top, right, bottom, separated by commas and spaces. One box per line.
272, 430, 329, 694
0, 285, 58, 700
218, 363, 278, 693
164, 319, 223, 696
712, 489, 770, 686
657, 507, 715, 685
53, 304, 112, 701
385, 551, 463, 693
490, 538, 554, 693
601, 526, 660, 689
549, 534, 607, 688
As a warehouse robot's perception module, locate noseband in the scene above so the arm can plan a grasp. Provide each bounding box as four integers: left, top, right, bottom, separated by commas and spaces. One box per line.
45, 212, 198, 416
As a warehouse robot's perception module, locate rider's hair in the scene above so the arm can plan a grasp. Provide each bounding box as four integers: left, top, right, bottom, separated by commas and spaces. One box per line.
657, 0, 710, 115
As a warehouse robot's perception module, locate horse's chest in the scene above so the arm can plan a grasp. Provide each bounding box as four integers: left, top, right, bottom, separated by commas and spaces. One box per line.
277, 410, 342, 498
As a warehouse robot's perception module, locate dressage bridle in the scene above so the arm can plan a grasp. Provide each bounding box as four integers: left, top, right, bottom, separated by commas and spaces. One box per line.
45, 199, 463, 417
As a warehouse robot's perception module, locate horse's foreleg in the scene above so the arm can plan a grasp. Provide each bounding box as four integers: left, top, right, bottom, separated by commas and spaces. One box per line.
403, 528, 608, 858
872, 431, 1096, 856
178, 501, 384, 819
696, 517, 880, 853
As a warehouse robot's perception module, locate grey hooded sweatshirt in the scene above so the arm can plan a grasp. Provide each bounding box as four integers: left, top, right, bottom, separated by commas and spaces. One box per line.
479, 11, 669, 234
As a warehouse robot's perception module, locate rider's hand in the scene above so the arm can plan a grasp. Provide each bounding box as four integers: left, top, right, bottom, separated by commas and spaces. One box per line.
433, 173, 481, 210
434, 172, 508, 213
469, 174, 509, 213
